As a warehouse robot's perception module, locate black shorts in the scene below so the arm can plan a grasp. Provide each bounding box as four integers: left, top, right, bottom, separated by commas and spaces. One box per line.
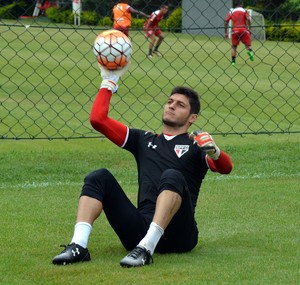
81, 168, 198, 253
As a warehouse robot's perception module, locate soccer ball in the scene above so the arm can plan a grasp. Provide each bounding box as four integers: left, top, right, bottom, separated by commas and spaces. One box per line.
93, 29, 133, 70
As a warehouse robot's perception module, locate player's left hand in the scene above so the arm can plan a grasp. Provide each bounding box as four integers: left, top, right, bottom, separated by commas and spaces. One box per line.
99, 63, 130, 93
190, 130, 220, 160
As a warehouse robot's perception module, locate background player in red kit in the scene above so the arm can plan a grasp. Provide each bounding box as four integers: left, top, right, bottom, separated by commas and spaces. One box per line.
143, 4, 169, 58
224, 1, 254, 66
52, 64, 233, 267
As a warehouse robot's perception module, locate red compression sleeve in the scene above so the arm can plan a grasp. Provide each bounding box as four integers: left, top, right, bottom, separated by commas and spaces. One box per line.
207, 150, 233, 174
90, 88, 128, 147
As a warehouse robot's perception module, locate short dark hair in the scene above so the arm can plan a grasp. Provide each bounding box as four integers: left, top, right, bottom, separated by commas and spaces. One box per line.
170, 86, 200, 115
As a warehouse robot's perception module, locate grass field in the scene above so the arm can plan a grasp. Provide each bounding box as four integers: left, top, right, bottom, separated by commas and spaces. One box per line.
1, 19, 299, 284
1, 134, 299, 284
1, 20, 300, 139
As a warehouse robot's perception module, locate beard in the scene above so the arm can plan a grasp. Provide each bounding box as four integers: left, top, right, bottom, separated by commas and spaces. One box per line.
162, 117, 176, 127
162, 116, 186, 128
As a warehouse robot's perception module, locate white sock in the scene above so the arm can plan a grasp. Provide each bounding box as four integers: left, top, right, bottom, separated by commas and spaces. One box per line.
138, 222, 164, 255
70, 222, 92, 248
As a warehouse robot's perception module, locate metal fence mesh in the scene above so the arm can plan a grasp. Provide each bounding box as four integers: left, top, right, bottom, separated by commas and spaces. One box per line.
0, 0, 300, 139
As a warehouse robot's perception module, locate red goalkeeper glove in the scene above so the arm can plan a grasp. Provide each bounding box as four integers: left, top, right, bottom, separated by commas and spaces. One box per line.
190, 130, 220, 160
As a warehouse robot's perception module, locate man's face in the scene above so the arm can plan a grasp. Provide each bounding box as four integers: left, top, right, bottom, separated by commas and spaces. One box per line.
161, 7, 168, 15
162, 93, 197, 128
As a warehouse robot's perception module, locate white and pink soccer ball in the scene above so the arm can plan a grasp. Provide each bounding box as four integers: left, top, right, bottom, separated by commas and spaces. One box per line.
93, 29, 133, 70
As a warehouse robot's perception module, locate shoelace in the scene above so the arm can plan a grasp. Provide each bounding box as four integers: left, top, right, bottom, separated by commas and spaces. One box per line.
128, 247, 153, 263
59, 244, 77, 253
59, 244, 68, 252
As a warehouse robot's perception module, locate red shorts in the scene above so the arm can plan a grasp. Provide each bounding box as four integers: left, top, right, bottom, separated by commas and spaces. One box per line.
143, 26, 162, 38
231, 29, 251, 47
113, 25, 129, 37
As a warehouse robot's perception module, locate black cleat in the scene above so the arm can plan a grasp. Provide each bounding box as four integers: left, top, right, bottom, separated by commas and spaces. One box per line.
120, 246, 153, 267
52, 243, 91, 265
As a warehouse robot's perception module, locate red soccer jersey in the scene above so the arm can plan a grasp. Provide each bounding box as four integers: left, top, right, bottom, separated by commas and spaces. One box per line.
225, 7, 250, 31
144, 10, 164, 28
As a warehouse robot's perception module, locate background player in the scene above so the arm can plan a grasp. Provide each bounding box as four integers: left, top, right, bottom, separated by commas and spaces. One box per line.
143, 4, 169, 58
52, 64, 233, 267
113, 0, 149, 37
224, 1, 254, 66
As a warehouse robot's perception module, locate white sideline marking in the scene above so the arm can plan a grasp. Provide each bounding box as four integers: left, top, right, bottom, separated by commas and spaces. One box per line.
206, 172, 300, 181
0, 181, 81, 189
1, 172, 299, 189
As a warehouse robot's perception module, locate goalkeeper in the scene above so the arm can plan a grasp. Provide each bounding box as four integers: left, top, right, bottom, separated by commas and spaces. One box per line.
52, 64, 233, 267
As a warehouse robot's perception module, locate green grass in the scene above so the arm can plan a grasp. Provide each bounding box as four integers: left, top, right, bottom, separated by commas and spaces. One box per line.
0, 22, 300, 139
1, 134, 299, 284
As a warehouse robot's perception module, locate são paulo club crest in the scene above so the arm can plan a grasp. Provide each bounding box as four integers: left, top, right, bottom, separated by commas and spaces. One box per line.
174, 145, 189, 158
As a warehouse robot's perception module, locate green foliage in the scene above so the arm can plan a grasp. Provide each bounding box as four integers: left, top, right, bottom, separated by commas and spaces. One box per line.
81, 10, 98, 25
2, 0, 296, 43
45, 6, 61, 22
266, 23, 300, 42
281, 0, 300, 11
156, 7, 183, 32
101, 15, 113, 27
99, 14, 147, 28
42, 6, 182, 31
131, 17, 145, 29
46, 7, 97, 25
0, 1, 26, 19
280, 0, 300, 21
60, 10, 73, 25
0, 3, 12, 19
166, 7, 182, 33
158, 19, 167, 30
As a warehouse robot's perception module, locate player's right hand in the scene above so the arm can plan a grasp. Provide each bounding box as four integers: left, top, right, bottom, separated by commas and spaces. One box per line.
99, 63, 130, 93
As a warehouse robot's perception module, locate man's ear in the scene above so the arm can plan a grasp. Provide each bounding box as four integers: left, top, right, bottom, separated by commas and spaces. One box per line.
189, 114, 198, 124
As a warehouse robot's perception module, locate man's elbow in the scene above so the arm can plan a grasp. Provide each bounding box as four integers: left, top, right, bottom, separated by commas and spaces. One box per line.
222, 163, 233, 174
90, 113, 105, 131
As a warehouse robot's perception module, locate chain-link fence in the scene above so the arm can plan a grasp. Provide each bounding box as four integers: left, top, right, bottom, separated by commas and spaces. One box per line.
1, 0, 300, 139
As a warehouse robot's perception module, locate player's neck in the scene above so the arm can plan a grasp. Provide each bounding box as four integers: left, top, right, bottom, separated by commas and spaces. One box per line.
162, 125, 188, 136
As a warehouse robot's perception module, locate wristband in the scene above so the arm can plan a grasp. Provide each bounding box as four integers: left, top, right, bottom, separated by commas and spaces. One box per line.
100, 79, 118, 93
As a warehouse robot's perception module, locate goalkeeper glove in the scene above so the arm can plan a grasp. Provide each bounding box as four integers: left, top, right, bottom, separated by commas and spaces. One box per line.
99, 63, 130, 93
190, 130, 220, 160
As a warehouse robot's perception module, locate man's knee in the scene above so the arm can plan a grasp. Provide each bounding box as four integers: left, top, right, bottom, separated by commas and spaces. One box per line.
84, 168, 111, 183
159, 169, 187, 197
81, 168, 113, 200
